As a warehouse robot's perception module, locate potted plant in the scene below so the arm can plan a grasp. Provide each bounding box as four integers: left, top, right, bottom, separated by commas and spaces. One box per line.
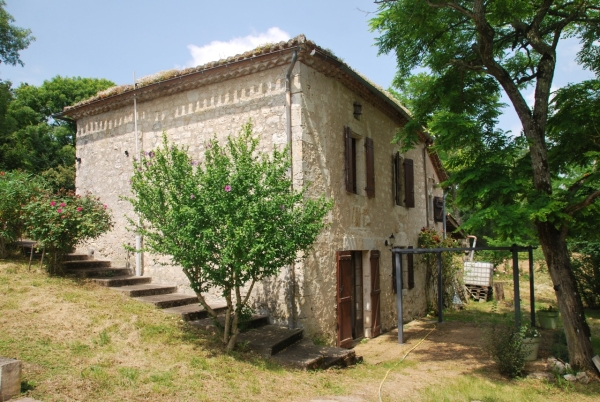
537, 305, 560, 329
521, 325, 541, 361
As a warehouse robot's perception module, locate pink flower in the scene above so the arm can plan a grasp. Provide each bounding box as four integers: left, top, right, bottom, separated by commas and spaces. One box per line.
103, 204, 107, 209
224, 185, 231, 192
50, 201, 56, 206
60, 203, 66, 207
190, 194, 195, 199
57, 208, 62, 213
77, 207, 83, 211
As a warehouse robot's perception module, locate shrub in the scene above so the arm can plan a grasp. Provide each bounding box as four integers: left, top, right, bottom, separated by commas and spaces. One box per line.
0, 170, 48, 257
126, 123, 332, 351
21, 190, 113, 274
486, 322, 529, 378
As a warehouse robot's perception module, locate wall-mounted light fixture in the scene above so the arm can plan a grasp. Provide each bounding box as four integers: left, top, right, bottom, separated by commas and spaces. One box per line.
75, 157, 82, 164
353, 102, 362, 120
385, 233, 395, 247
124, 150, 129, 157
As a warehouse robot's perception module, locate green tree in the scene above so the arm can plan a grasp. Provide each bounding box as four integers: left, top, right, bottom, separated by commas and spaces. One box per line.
0, 76, 114, 189
0, 0, 34, 66
372, 0, 600, 370
0, 170, 47, 257
127, 123, 332, 351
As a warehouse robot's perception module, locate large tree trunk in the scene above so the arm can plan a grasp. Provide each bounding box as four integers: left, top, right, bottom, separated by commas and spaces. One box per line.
536, 221, 594, 370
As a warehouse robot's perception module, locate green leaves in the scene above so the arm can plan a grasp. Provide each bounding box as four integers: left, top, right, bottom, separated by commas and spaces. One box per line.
126, 122, 331, 319
20, 190, 113, 275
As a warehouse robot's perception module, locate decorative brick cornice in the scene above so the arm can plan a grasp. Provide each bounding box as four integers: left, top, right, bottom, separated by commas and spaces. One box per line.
62, 34, 448, 182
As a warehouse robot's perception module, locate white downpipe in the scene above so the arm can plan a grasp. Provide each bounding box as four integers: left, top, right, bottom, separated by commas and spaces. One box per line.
133, 72, 143, 277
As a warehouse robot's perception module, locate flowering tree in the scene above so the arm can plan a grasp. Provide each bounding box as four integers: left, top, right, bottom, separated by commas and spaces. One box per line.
21, 191, 113, 275
127, 123, 331, 351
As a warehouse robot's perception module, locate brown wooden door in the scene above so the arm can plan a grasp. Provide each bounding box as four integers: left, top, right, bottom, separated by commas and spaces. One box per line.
370, 250, 381, 337
337, 251, 353, 348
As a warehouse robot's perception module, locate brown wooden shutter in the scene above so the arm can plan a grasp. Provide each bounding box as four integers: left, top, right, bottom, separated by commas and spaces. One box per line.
370, 250, 381, 338
344, 127, 355, 193
404, 158, 415, 208
336, 251, 353, 348
407, 246, 414, 289
365, 137, 375, 198
434, 196, 444, 222
394, 152, 403, 206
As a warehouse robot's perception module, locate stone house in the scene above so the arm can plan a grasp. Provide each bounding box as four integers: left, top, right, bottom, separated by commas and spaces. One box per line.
62, 35, 448, 347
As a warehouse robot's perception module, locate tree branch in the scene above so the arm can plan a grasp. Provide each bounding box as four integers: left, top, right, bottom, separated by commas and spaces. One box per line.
565, 190, 600, 216
425, 0, 473, 18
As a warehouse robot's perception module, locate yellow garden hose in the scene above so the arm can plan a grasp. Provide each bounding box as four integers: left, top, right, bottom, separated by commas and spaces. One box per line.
378, 323, 437, 402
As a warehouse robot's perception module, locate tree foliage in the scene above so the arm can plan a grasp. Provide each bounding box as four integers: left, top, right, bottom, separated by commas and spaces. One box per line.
0, 0, 34, 67
0, 76, 114, 190
127, 123, 332, 351
0, 170, 47, 257
371, 0, 600, 369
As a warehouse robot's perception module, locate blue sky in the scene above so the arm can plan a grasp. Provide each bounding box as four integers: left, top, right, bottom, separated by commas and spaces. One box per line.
0, 0, 594, 133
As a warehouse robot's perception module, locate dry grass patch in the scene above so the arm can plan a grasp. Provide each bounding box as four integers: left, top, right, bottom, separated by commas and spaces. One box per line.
1, 256, 599, 401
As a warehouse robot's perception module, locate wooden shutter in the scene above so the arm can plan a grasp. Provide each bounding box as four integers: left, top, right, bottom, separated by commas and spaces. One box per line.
407, 246, 414, 289
434, 196, 444, 222
336, 251, 353, 348
365, 137, 375, 198
344, 127, 355, 193
404, 158, 415, 208
370, 250, 381, 338
394, 152, 403, 206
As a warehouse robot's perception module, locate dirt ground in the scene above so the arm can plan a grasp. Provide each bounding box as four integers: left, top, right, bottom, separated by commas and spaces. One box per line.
307, 318, 596, 402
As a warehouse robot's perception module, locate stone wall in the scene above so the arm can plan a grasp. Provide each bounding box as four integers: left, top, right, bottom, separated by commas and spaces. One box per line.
291, 63, 444, 343
74, 60, 445, 344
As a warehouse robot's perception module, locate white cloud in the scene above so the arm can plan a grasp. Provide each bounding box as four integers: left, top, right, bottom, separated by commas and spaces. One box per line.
186, 28, 290, 67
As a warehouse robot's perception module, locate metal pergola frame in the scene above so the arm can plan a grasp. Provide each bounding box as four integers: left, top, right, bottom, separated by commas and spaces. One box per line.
392, 244, 536, 344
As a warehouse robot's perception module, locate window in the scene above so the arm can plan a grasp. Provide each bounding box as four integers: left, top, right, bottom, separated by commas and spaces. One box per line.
434, 196, 444, 222
404, 158, 415, 208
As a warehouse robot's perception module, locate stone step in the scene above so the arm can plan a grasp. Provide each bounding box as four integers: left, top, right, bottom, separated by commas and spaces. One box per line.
110, 284, 177, 297
91, 276, 152, 287
271, 339, 361, 370
163, 301, 228, 321
134, 293, 198, 309
235, 324, 303, 357
64, 259, 112, 269
64, 253, 90, 261
189, 314, 271, 332
66, 267, 131, 278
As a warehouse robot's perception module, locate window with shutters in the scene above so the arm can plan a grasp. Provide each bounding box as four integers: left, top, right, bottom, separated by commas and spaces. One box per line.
365, 137, 375, 198
393, 152, 403, 206
403, 158, 415, 208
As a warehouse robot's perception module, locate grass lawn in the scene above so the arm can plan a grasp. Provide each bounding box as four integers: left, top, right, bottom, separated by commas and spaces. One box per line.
1, 255, 599, 401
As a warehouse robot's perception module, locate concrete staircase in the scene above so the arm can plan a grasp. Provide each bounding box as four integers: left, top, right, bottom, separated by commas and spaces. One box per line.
23, 246, 360, 370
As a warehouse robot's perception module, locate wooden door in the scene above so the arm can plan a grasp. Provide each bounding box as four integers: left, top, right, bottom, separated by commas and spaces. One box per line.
370, 250, 381, 337
337, 251, 353, 348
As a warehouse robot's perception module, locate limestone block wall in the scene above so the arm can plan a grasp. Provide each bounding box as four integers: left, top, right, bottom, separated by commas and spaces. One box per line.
294, 63, 444, 343
75, 65, 300, 306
